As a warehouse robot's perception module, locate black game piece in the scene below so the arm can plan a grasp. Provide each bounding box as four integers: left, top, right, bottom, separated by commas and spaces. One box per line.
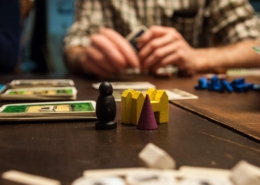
95, 82, 117, 130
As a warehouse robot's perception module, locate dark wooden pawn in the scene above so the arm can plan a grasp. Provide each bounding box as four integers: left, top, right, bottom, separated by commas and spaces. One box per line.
95, 82, 117, 130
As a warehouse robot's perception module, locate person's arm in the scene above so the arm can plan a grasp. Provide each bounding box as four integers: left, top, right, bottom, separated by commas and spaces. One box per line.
197, 40, 260, 71
63, 0, 101, 72
64, 0, 139, 77
0, 0, 20, 73
139, 0, 260, 74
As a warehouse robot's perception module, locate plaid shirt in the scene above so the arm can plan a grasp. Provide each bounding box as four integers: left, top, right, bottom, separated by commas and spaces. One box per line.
64, 0, 260, 50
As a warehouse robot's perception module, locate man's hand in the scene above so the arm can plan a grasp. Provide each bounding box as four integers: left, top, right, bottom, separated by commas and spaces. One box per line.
69, 28, 139, 78
138, 26, 206, 74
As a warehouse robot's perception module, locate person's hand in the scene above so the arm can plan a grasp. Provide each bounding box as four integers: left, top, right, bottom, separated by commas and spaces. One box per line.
80, 28, 139, 77
138, 26, 206, 75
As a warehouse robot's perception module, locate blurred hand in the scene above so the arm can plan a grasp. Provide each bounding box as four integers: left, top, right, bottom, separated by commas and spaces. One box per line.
138, 26, 206, 74
80, 28, 139, 78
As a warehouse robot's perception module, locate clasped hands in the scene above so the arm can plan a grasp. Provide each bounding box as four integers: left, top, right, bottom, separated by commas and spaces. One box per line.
80, 26, 205, 77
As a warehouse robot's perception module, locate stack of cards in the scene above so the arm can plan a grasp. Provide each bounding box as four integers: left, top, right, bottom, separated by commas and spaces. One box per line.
8, 79, 75, 88
0, 87, 77, 101
0, 79, 77, 101
0, 101, 96, 121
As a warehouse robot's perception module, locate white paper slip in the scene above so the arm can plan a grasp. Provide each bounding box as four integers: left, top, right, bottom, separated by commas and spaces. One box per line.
9, 79, 75, 88
92, 82, 156, 90
165, 89, 198, 100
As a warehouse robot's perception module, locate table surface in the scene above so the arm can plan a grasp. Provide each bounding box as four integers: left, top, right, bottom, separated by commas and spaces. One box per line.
0, 73, 259, 185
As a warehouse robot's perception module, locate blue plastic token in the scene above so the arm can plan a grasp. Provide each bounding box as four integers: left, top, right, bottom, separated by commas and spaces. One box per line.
0, 84, 6, 93
221, 80, 233, 93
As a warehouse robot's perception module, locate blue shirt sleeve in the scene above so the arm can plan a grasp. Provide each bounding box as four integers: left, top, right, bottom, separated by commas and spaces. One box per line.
0, 0, 21, 73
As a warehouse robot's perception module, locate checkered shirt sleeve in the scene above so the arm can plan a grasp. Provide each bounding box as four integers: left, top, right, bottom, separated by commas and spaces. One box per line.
206, 0, 260, 45
64, 0, 260, 50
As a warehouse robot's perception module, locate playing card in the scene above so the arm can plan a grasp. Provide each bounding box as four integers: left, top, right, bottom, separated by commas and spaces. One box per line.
0, 87, 77, 101
8, 79, 75, 88
0, 101, 96, 121
92, 82, 155, 90
126, 25, 148, 52
165, 89, 198, 100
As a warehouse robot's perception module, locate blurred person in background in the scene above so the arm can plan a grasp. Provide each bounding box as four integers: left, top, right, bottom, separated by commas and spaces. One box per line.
64, 0, 260, 78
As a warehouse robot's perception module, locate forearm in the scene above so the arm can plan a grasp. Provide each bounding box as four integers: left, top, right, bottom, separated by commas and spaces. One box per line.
198, 40, 260, 70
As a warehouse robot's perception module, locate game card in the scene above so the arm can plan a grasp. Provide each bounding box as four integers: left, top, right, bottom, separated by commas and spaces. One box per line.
92, 82, 155, 90
126, 25, 148, 52
0, 100, 96, 121
165, 89, 198, 100
0, 87, 77, 100
9, 79, 75, 88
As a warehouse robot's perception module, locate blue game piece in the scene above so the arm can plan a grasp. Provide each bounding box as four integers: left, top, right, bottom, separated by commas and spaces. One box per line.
231, 78, 245, 86
208, 76, 224, 92
211, 75, 218, 86
212, 83, 224, 92
233, 84, 246, 93
194, 85, 203, 90
244, 83, 254, 90
194, 77, 208, 90
221, 80, 233, 93
198, 77, 208, 89
0, 84, 6, 93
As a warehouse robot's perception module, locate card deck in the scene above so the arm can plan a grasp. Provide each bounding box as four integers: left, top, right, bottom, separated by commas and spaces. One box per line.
8, 79, 75, 88
0, 101, 96, 121
92, 82, 155, 90
126, 25, 148, 52
0, 87, 77, 101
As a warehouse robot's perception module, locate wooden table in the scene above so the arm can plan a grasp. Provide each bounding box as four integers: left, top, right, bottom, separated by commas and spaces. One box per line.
0, 74, 259, 185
